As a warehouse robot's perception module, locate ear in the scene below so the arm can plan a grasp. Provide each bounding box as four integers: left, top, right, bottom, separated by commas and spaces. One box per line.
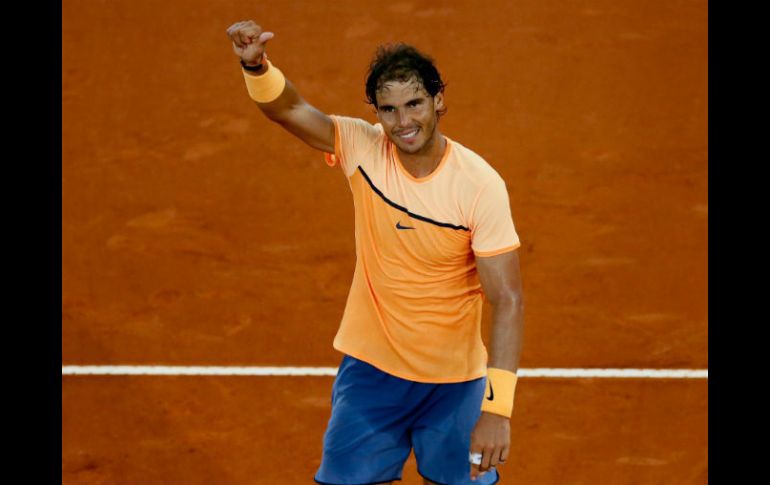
434, 92, 445, 112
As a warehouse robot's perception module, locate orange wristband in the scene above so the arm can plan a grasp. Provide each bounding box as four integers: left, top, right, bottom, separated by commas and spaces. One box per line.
242, 59, 286, 103
481, 368, 518, 418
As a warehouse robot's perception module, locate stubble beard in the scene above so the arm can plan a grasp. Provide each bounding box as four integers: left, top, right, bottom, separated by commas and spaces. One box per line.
395, 119, 437, 155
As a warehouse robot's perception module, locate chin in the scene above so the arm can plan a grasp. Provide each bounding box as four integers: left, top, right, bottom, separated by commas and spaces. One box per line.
393, 135, 427, 154
398, 142, 423, 154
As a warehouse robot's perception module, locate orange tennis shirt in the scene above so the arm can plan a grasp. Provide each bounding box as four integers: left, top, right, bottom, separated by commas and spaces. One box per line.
324, 115, 520, 383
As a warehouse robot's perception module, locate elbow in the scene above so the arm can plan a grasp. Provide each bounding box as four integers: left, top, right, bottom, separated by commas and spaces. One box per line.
264, 108, 289, 124
264, 98, 305, 125
490, 292, 524, 312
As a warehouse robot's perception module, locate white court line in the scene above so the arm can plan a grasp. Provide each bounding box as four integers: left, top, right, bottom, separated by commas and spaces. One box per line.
61, 366, 708, 379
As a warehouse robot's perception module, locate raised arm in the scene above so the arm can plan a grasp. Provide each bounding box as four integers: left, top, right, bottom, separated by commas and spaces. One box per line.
226, 20, 335, 153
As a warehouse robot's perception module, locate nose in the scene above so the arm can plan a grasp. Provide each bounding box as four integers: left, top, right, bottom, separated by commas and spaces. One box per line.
398, 110, 411, 127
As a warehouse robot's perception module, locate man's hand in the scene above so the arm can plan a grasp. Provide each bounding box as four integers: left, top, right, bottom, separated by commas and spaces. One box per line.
469, 412, 510, 481
226, 20, 274, 66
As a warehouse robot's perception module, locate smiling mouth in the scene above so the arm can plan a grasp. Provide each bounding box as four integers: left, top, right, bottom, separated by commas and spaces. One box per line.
396, 128, 419, 141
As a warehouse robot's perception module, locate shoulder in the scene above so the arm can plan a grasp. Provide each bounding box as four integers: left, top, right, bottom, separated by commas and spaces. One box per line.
330, 115, 385, 140
447, 139, 507, 190
328, 115, 388, 176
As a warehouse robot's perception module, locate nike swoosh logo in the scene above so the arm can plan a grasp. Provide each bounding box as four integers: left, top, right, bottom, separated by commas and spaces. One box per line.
486, 380, 494, 401
396, 221, 415, 230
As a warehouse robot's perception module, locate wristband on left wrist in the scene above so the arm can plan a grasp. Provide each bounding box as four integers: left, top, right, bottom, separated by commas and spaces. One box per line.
480, 368, 518, 418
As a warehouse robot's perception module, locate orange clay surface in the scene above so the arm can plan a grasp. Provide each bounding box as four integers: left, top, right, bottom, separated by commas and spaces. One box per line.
62, 0, 707, 483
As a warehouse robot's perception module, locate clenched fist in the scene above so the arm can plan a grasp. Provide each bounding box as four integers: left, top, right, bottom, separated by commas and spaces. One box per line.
226, 20, 274, 66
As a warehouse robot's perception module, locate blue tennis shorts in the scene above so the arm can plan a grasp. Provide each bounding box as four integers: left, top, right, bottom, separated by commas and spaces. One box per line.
314, 355, 500, 485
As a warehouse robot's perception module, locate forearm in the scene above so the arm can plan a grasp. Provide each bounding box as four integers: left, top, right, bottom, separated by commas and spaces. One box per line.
228, 22, 334, 151
470, 296, 522, 478
242, 60, 303, 121
486, 296, 524, 372
252, 76, 304, 122
241, 62, 334, 152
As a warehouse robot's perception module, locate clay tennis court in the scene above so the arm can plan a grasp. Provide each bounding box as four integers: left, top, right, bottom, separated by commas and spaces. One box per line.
62, 0, 708, 483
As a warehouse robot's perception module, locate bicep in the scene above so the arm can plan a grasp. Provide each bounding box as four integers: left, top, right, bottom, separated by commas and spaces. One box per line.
277, 102, 335, 153
475, 250, 523, 304
258, 78, 335, 153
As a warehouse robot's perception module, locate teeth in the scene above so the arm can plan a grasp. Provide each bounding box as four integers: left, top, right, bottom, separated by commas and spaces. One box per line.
399, 130, 418, 138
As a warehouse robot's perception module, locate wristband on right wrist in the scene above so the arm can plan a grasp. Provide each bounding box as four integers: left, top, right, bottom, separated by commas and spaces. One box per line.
242, 57, 286, 103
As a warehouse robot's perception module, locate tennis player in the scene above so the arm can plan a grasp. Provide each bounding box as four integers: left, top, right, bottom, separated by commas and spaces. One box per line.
226, 20, 525, 485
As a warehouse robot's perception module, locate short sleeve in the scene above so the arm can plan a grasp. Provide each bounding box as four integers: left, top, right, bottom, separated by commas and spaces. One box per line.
470, 176, 521, 257
324, 115, 382, 178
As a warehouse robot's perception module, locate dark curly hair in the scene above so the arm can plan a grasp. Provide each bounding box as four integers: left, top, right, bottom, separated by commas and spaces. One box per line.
365, 43, 447, 117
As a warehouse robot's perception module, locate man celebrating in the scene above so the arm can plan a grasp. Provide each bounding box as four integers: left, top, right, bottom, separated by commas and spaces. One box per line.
226, 20, 524, 485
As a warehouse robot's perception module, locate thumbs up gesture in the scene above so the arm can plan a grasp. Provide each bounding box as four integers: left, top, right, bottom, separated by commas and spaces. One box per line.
226, 20, 275, 67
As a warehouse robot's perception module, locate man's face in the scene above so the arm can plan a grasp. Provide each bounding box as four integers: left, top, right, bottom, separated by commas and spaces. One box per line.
375, 78, 444, 155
